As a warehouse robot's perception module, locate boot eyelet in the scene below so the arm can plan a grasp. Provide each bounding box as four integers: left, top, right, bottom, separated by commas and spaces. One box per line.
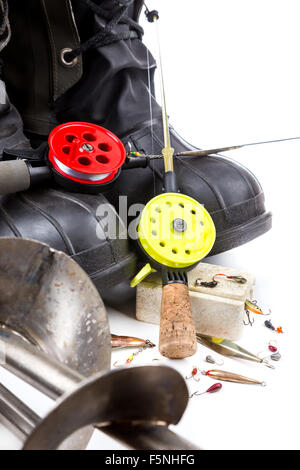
60, 48, 78, 67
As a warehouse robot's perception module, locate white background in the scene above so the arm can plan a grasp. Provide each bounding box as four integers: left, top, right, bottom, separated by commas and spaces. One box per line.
0, 0, 299, 450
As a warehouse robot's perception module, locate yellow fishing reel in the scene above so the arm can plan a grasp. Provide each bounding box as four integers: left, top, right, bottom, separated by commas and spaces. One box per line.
131, 192, 216, 286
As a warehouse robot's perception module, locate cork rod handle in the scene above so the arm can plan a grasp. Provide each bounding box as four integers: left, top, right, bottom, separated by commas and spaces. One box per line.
159, 282, 197, 359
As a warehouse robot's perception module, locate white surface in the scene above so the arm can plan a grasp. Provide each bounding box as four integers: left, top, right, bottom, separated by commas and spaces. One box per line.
0, 0, 299, 450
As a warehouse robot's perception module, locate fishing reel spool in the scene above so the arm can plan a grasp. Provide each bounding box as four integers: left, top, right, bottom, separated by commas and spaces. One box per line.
131, 192, 216, 286
49, 122, 126, 193
0, 122, 127, 196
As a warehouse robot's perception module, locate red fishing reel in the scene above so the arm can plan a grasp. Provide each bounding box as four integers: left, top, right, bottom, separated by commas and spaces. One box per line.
0, 121, 135, 196
48, 122, 126, 193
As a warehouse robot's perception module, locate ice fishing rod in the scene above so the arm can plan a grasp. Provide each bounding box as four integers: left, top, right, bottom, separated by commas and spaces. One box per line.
0, 118, 235, 196
1, 123, 299, 197
129, 10, 216, 359
129, 135, 300, 160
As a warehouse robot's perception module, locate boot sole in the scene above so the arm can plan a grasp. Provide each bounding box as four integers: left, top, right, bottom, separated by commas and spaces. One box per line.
210, 211, 272, 256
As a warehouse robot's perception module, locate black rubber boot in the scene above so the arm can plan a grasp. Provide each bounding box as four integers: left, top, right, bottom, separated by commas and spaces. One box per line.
2, 0, 271, 255
0, 0, 30, 155
0, 0, 137, 299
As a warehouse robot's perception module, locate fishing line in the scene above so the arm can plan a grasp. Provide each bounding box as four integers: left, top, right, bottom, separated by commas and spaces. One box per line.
154, 16, 171, 152
146, 45, 156, 196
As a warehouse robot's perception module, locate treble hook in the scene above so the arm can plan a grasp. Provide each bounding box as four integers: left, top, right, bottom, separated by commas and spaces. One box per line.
243, 309, 254, 326
185, 367, 201, 382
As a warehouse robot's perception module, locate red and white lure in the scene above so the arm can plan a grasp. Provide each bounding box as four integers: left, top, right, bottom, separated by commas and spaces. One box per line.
213, 273, 247, 284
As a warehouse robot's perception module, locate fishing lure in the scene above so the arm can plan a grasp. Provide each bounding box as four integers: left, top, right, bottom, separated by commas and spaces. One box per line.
186, 367, 200, 382
111, 334, 155, 349
268, 342, 278, 353
245, 299, 271, 316
258, 343, 281, 363
195, 273, 247, 289
245, 299, 263, 315
196, 334, 274, 369
113, 347, 145, 367
190, 383, 222, 398
125, 352, 137, 364
201, 369, 266, 386
205, 355, 224, 366
264, 320, 284, 334
213, 274, 247, 284
113, 340, 155, 367
195, 279, 218, 288
265, 320, 275, 330
244, 299, 271, 326
271, 352, 281, 361
258, 351, 281, 363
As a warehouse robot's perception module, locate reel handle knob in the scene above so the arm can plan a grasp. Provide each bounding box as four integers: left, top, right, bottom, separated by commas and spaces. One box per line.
159, 282, 197, 359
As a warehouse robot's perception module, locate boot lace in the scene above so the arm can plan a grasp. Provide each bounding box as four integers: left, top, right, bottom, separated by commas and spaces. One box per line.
65, 0, 144, 62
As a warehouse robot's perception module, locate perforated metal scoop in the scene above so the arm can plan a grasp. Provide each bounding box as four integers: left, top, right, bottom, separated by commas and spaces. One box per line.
0, 238, 111, 449
0, 238, 197, 450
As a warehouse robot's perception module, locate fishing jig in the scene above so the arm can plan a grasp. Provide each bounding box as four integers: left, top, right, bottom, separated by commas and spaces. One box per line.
205, 355, 224, 366
201, 369, 266, 386
190, 383, 222, 398
264, 320, 284, 334
268, 341, 278, 353
257, 341, 281, 362
196, 334, 275, 369
113, 341, 154, 367
265, 320, 275, 331
258, 349, 281, 363
195, 279, 218, 288
195, 273, 247, 289
213, 274, 247, 284
186, 367, 201, 382
271, 352, 281, 361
